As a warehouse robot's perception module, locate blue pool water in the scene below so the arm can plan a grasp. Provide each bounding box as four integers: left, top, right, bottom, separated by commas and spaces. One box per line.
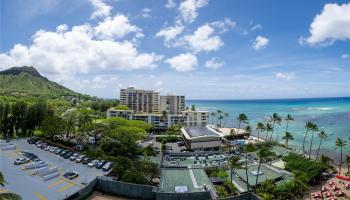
187, 97, 350, 161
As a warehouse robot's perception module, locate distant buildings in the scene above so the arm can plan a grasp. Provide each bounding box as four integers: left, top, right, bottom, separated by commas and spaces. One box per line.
106, 87, 208, 129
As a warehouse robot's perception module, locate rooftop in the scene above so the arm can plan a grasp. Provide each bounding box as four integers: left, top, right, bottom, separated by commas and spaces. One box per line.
159, 168, 214, 193
184, 126, 221, 138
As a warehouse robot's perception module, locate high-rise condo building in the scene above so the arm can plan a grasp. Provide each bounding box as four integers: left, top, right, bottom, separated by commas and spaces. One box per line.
160, 95, 185, 114
120, 87, 160, 113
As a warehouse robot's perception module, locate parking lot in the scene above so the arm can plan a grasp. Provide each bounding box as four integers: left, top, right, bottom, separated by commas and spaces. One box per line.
0, 138, 105, 200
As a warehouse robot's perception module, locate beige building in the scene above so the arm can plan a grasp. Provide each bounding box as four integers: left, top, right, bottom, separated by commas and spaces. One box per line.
120, 87, 160, 113
160, 95, 185, 114
181, 109, 209, 127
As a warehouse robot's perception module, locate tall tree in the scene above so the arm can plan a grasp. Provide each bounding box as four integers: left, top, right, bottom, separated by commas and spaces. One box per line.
346, 155, 350, 174
335, 138, 347, 175
282, 131, 294, 148
284, 114, 294, 132
243, 143, 256, 192
308, 123, 319, 159
41, 115, 65, 140
315, 130, 328, 161
265, 123, 273, 141
255, 145, 275, 187
269, 113, 282, 142
302, 121, 314, 156
210, 112, 216, 125
223, 112, 229, 127
228, 156, 244, 185
256, 122, 266, 141
216, 109, 223, 126
236, 113, 248, 137
12, 101, 27, 135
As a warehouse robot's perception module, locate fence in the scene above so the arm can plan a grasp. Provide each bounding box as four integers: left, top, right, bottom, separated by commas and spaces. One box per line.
96, 176, 156, 200
218, 192, 261, 200
155, 191, 211, 200
65, 178, 97, 200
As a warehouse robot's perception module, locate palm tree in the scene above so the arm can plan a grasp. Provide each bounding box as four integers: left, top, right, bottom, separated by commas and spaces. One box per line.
216, 109, 223, 126
255, 145, 275, 186
223, 112, 229, 126
302, 121, 314, 156
291, 170, 309, 195
308, 123, 319, 159
284, 114, 294, 132
269, 113, 282, 142
228, 156, 244, 184
256, 122, 266, 141
316, 130, 328, 160
0, 172, 22, 200
210, 112, 216, 125
265, 123, 273, 141
237, 113, 248, 136
243, 143, 256, 192
282, 131, 294, 148
336, 138, 347, 175
245, 125, 252, 138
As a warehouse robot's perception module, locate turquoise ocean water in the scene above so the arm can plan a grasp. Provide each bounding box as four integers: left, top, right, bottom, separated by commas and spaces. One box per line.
187, 97, 350, 162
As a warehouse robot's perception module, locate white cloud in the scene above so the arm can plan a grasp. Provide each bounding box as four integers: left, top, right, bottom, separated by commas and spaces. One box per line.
205, 58, 224, 69
165, 0, 176, 8
252, 35, 269, 50
141, 8, 152, 18
0, 22, 162, 76
89, 0, 112, 19
178, 0, 209, 23
154, 80, 163, 87
210, 18, 236, 33
301, 3, 350, 46
341, 54, 349, 59
155, 25, 185, 44
165, 53, 197, 72
183, 24, 223, 53
275, 72, 296, 81
251, 24, 262, 31
94, 14, 142, 40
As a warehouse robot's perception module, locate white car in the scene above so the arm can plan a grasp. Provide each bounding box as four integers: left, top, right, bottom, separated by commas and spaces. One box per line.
14, 158, 30, 165
44, 146, 51, 151
102, 162, 112, 171
87, 160, 98, 168
49, 147, 57, 152
70, 153, 80, 161
75, 155, 85, 163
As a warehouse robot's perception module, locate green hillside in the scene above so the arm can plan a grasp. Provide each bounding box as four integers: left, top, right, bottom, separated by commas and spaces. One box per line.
0, 66, 89, 99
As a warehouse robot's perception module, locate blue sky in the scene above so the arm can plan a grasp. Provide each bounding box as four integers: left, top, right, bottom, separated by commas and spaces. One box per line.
1, 0, 350, 99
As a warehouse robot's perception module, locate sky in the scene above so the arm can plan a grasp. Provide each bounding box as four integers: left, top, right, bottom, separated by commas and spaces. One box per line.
1, 0, 350, 100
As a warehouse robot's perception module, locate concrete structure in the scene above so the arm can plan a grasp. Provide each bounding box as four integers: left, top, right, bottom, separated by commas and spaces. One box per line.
181, 126, 222, 150
160, 95, 185, 114
182, 109, 209, 127
120, 87, 160, 113
107, 108, 209, 129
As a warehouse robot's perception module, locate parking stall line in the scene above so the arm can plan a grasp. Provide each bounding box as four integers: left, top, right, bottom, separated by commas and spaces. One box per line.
57, 183, 75, 192
35, 192, 48, 200
48, 179, 65, 188
60, 177, 82, 187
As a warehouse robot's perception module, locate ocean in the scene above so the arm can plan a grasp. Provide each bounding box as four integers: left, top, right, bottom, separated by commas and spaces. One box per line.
187, 97, 350, 162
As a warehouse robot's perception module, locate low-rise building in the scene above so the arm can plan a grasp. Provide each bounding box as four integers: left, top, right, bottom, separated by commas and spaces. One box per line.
181, 109, 209, 127
181, 126, 222, 150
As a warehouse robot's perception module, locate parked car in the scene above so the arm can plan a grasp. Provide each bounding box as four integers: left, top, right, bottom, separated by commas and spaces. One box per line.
41, 143, 47, 149
177, 141, 185, 146
55, 148, 62, 154
87, 160, 98, 168
75, 155, 85, 163
44, 146, 51, 151
49, 147, 57, 153
21, 151, 39, 161
82, 157, 91, 165
63, 171, 79, 180
14, 157, 30, 165
63, 152, 73, 159
102, 162, 112, 171
95, 160, 106, 169
69, 153, 79, 161
27, 138, 38, 144
36, 141, 43, 147
59, 150, 68, 156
